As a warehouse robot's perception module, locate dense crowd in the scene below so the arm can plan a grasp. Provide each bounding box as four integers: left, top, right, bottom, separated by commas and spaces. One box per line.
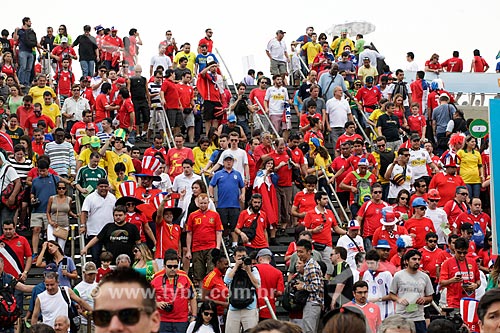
0, 18, 498, 333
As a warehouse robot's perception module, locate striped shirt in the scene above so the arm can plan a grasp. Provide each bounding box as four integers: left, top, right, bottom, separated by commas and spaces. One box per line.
303, 257, 324, 305
44, 141, 76, 176
148, 82, 162, 107
97, 131, 113, 145
8, 158, 33, 181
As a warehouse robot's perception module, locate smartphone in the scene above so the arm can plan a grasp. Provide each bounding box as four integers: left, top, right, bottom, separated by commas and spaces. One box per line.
170, 193, 180, 200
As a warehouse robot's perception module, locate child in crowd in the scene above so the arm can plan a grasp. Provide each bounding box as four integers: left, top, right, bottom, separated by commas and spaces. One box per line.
96, 251, 114, 283
407, 102, 426, 138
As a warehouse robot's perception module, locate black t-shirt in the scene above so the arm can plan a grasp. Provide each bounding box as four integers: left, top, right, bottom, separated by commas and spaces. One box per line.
97, 222, 140, 261
174, 68, 191, 81
327, 261, 353, 307
72, 34, 97, 61
377, 113, 400, 141
129, 76, 148, 101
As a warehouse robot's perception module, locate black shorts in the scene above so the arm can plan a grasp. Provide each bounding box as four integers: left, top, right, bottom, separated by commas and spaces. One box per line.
166, 109, 184, 128
202, 101, 223, 121
180, 231, 187, 248
216, 207, 241, 231
133, 99, 150, 125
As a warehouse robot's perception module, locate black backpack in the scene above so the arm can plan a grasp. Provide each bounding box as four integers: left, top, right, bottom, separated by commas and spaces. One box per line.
234, 98, 249, 117
24, 29, 38, 48
229, 268, 255, 309
282, 275, 309, 311
392, 81, 408, 100
0, 276, 21, 327
378, 150, 395, 179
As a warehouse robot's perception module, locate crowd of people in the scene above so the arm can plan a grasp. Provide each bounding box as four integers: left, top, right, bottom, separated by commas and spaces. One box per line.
0, 18, 498, 333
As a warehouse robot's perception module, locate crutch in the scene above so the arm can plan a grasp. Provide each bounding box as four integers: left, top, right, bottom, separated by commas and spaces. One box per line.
160, 105, 175, 147
155, 105, 172, 149
253, 97, 281, 139
320, 167, 350, 224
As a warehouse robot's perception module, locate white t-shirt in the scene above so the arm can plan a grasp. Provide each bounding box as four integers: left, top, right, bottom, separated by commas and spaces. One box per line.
0, 164, 19, 192
266, 38, 287, 62
265, 86, 289, 115
172, 173, 201, 198
217, 148, 248, 177
81, 191, 116, 236
388, 164, 412, 199
408, 148, 432, 180
326, 97, 351, 128
74, 281, 98, 325
405, 61, 419, 72
425, 207, 449, 245
337, 234, 365, 270
150, 54, 172, 73
186, 321, 217, 333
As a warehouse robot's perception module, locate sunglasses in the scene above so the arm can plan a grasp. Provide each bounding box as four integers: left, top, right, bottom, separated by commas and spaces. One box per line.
402, 154, 410, 157
93, 308, 152, 327
373, 191, 382, 194
133, 249, 138, 253
458, 193, 469, 196
203, 312, 214, 317
400, 197, 408, 201
427, 239, 437, 243
429, 199, 439, 202
57, 187, 66, 190
165, 264, 177, 269
377, 144, 386, 148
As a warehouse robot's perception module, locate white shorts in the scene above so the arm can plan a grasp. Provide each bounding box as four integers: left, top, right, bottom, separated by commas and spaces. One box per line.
183, 111, 194, 127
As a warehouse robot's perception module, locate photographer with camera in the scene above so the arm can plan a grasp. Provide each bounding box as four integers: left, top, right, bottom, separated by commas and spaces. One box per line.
228, 83, 251, 139
223, 246, 261, 333
151, 249, 197, 333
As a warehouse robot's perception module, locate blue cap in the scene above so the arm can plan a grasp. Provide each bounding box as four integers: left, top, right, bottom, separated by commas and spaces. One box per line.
375, 240, 391, 249
358, 158, 369, 167
412, 197, 428, 208
44, 263, 58, 273
228, 114, 236, 122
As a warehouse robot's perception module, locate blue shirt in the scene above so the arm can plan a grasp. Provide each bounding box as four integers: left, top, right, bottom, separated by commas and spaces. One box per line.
209, 168, 244, 209
31, 174, 60, 213
195, 53, 218, 73
318, 72, 347, 101
224, 266, 261, 311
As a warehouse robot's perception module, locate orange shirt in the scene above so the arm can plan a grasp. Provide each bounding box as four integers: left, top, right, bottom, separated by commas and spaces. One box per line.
186, 209, 223, 252
202, 268, 228, 316
155, 221, 182, 259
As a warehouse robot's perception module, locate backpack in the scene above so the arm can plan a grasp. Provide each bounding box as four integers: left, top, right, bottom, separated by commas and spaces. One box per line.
392, 81, 408, 100
0, 275, 21, 327
24, 29, 38, 48
353, 171, 372, 206
229, 268, 255, 309
234, 98, 249, 117
378, 150, 395, 179
282, 275, 309, 311
60, 287, 81, 333
471, 222, 485, 248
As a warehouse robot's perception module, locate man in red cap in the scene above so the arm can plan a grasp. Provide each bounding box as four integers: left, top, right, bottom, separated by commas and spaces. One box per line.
429, 157, 465, 207
424, 189, 449, 248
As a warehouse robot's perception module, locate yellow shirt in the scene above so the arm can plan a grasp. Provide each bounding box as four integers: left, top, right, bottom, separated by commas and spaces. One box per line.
457, 150, 482, 184
78, 148, 106, 168
102, 151, 136, 181
42, 103, 61, 125
192, 146, 213, 175
302, 42, 322, 65
330, 38, 355, 57
314, 154, 333, 177
174, 51, 197, 74
28, 86, 57, 106
357, 66, 378, 83
110, 176, 129, 199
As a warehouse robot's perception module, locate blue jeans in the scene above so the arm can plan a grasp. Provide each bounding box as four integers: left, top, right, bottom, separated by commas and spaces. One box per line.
159, 321, 188, 333
414, 320, 427, 333
466, 183, 481, 198
237, 119, 251, 138
80, 60, 96, 77
86, 235, 103, 267
18, 51, 34, 86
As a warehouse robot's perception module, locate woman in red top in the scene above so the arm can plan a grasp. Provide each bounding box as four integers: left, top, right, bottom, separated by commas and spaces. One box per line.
94, 82, 112, 124
392, 94, 408, 130
392, 189, 411, 223
425, 53, 443, 73
1, 52, 19, 85
117, 87, 135, 133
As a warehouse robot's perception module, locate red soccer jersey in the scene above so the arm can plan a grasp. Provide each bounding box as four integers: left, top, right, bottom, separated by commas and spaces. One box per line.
253, 144, 275, 170
255, 263, 285, 319
472, 56, 489, 73
249, 88, 266, 115
125, 212, 148, 243
161, 79, 181, 110
236, 209, 269, 249
455, 212, 490, 236
270, 151, 292, 187
405, 217, 436, 249
198, 37, 213, 52
155, 221, 182, 259
96, 267, 112, 283
335, 133, 364, 151
303, 208, 337, 245
151, 271, 194, 322
429, 172, 465, 207
186, 209, 223, 252
303, 130, 324, 145
419, 246, 445, 280
372, 225, 409, 259
177, 84, 194, 109
51, 46, 77, 70
94, 94, 109, 123
355, 86, 381, 111
165, 147, 194, 181
346, 153, 377, 171
54, 70, 75, 96
16, 106, 34, 131
425, 60, 442, 71
357, 200, 389, 237
299, 112, 322, 128
407, 115, 426, 137
343, 302, 381, 333
118, 97, 135, 129
443, 200, 468, 231
440, 257, 480, 308
24, 115, 55, 136
341, 171, 377, 204
144, 147, 168, 162
196, 72, 222, 102
82, 87, 95, 108
103, 35, 124, 61
441, 57, 463, 72
0, 234, 32, 276
331, 155, 352, 192
202, 268, 228, 316
293, 190, 317, 224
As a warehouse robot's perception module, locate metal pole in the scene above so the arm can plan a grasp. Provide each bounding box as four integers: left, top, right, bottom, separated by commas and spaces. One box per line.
321, 186, 343, 227
157, 106, 172, 149
214, 48, 238, 93
74, 190, 86, 267
298, 56, 310, 75
359, 109, 379, 138
351, 111, 372, 144
220, 236, 231, 262
161, 105, 175, 146
320, 167, 350, 223
253, 97, 280, 139
263, 296, 278, 320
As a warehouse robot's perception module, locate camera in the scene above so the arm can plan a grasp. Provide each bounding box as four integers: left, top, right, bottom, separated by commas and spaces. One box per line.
241, 256, 252, 266
241, 94, 247, 100
32, 198, 41, 208
431, 308, 468, 333
162, 303, 173, 312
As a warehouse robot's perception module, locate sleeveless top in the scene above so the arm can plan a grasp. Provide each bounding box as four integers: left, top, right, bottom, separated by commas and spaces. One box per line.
133, 260, 154, 281
38, 287, 69, 327
50, 195, 71, 227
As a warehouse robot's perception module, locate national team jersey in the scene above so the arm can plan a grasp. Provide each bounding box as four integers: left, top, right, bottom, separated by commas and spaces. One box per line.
125, 212, 148, 243
419, 246, 446, 280
293, 190, 317, 224
186, 209, 223, 252
343, 301, 381, 333
236, 209, 269, 249
357, 201, 389, 237
404, 217, 436, 249
361, 270, 394, 319
151, 271, 195, 322
440, 257, 480, 308
155, 221, 181, 259
75, 165, 107, 195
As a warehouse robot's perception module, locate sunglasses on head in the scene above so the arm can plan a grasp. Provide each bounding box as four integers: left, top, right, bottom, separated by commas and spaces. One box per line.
92, 307, 152, 327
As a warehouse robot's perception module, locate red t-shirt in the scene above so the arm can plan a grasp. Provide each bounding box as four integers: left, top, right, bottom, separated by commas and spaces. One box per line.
443, 200, 468, 231
472, 56, 489, 73
125, 212, 148, 243
82, 87, 95, 108
407, 115, 426, 137
202, 268, 228, 316
478, 249, 497, 269
299, 113, 321, 128
293, 190, 317, 224
357, 200, 389, 237
0, 132, 14, 153
303, 130, 324, 145
186, 209, 223, 252
155, 221, 182, 259
429, 173, 465, 207
440, 257, 480, 308
455, 212, 490, 235
196, 72, 222, 102
355, 86, 381, 110
0, 234, 32, 276
425, 60, 442, 71
270, 151, 292, 187
441, 57, 463, 72
255, 263, 285, 319
102, 35, 124, 61
236, 209, 269, 249
419, 246, 446, 280
16, 106, 34, 130
94, 93, 109, 123
118, 97, 135, 129
303, 208, 337, 245
165, 147, 194, 181
253, 144, 275, 170
249, 88, 266, 115
198, 37, 213, 52
161, 79, 181, 110
96, 267, 112, 283
341, 171, 377, 204
54, 70, 75, 96
51, 46, 77, 70
24, 115, 55, 136
177, 84, 194, 109
372, 225, 408, 259
151, 271, 194, 322
331, 155, 352, 192
405, 217, 436, 249
144, 147, 168, 163
346, 153, 377, 171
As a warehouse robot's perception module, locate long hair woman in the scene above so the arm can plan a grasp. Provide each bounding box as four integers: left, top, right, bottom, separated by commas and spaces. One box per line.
46, 181, 77, 249
36, 240, 78, 287
186, 300, 220, 333
457, 135, 484, 198
132, 243, 158, 281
